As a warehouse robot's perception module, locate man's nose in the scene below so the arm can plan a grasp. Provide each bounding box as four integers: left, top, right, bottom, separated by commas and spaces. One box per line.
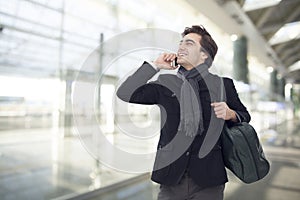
178, 44, 185, 51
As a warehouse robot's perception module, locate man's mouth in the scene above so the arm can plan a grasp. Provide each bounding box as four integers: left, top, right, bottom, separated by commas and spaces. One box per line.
177, 52, 188, 57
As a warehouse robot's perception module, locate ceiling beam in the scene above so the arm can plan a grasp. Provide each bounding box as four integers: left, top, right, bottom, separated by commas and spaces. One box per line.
273, 38, 300, 54
20, 0, 113, 30
0, 62, 101, 82
256, 6, 277, 29
260, 4, 300, 36
0, 63, 57, 78
2, 23, 95, 50
0, 52, 58, 66
280, 44, 300, 61
285, 70, 300, 82
186, 0, 285, 74
223, 1, 286, 73
0, 11, 99, 43
284, 54, 300, 68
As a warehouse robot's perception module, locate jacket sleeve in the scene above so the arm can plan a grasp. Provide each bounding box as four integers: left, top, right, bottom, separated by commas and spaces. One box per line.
224, 78, 251, 123
116, 61, 160, 105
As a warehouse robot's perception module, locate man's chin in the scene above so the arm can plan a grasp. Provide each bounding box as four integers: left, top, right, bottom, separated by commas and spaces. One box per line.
177, 61, 189, 67
176, 59, 185, 66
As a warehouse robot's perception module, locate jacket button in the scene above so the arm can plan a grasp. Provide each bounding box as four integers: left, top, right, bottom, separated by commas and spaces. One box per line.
186, 152, 190, 156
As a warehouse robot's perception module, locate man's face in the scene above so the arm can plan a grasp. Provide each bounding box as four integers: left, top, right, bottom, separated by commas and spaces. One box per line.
177, 33, 208, 70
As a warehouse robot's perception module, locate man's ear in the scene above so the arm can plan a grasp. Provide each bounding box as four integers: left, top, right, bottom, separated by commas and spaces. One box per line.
200, 51, 208, 60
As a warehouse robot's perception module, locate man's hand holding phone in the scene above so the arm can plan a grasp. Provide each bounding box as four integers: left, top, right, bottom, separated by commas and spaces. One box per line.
153, 53, 178, 70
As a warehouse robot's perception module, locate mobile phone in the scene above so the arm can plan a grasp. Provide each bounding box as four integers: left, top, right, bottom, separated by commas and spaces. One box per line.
172, 57, 178, 67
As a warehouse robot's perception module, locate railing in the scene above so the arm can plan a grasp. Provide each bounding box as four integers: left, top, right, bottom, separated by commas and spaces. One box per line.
53, 173, 153, 200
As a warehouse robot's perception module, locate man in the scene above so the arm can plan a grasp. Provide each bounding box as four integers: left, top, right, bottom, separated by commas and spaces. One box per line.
117, 25, 250, 200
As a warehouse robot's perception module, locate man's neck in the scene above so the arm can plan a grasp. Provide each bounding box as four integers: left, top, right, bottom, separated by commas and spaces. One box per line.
182, 62, 204, 71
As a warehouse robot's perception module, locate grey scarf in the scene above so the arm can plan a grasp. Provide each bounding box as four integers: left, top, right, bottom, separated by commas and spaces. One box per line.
177, 63, 209, 137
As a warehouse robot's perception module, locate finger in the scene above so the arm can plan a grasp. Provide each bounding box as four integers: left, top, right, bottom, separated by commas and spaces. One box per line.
162, 53, 168, 60
164, 54, 170, 61
165, 53, 175, 61
214, 108, 224, 114
213, 106, 225, 112
170, 54, 177, 61
215, 112, 226, 119
212, 103, 223, 110
211, 102, 221, 107
211, 102, 225, 106
163, 53, 171, 61
215, 110, 225, 116
171, 63, 179, 69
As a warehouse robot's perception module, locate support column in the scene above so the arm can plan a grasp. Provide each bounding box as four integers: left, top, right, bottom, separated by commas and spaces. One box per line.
59, 70, 74, 137
233, 36, 249, 84
64, 79, 73, 128
278, 77, 286, 98
270, 70, 278, 99
96, 33, 104, 118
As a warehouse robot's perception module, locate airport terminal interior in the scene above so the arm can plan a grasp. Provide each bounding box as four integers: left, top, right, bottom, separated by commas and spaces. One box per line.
0, 0, 300, 199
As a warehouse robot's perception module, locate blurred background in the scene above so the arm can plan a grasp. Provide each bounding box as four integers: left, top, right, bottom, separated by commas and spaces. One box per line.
0, 0, 300, 199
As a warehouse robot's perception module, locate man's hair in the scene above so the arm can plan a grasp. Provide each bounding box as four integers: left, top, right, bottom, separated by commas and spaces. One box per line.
182, 25, 218, 67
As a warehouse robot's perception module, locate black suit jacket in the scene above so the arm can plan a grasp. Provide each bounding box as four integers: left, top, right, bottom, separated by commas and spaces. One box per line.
117, 62, 251, 188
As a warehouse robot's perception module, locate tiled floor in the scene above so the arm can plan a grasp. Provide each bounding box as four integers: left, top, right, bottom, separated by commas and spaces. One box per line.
0, 118, 300, 200
0, 126, 139, 200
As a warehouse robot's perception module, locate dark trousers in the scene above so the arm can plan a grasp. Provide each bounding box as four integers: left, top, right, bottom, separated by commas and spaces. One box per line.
157, 173, 225, 200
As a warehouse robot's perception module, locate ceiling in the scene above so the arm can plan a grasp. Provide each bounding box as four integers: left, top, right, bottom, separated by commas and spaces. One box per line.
1, 0, 299, 83
0, 0, 106, 79
227, 0, 300, 83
